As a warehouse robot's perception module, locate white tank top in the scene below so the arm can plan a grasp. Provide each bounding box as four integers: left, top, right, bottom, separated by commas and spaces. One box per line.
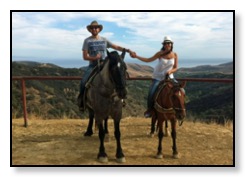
152, 58, 175, 81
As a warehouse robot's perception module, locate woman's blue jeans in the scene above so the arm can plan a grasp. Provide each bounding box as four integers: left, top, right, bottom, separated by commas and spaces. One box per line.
147, 79, 160, 109
147, 78, 179, 109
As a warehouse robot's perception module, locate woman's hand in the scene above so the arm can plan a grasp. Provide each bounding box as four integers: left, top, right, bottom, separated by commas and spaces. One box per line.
129, 51, 137, 58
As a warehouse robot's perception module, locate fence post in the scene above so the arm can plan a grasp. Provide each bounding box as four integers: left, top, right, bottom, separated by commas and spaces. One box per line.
21, 79, 28, 127
11, 76, 233, 127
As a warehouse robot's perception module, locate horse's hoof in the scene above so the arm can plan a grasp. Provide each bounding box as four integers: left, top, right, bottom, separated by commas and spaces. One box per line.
105, 134, 110, 142
98, 156, 108, 163
156, 154, 163, 159
116, 157, 126, 163
149, 133, 154, 138
173, 153, 180, 159
84, 131, 93, 136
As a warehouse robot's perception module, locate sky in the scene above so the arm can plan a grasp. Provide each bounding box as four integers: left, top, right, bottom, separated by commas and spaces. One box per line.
3, 0, 243, 176
11, 11, 234, 67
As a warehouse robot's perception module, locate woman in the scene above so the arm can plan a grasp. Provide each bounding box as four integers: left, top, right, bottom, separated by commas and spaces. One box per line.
131, 36, 178, 117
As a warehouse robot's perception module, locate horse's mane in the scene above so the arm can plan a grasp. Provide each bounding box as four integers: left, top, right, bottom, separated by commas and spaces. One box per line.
108, 51, 120, 69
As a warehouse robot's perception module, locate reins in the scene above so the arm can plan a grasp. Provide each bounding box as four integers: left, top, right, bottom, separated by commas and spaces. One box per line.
154, 81, 185, 114
97, 59, 115, 93
93, 55, 127, 99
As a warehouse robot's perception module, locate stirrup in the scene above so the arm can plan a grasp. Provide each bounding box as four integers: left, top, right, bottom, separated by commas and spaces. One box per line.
77, 94, 85, 112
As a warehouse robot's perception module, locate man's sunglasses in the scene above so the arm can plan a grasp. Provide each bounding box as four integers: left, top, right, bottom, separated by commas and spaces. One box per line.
90, 26, 99, 29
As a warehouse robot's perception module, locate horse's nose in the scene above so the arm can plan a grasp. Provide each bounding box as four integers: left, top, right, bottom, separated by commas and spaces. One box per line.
183, 109, 186, 117
120, 92, 127, 99
118, 89, 127, 99
176, 109, 186, 120
181, 110, 186, 119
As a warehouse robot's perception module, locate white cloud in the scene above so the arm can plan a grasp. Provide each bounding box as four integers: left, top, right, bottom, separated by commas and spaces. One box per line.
12, 11, 233, 61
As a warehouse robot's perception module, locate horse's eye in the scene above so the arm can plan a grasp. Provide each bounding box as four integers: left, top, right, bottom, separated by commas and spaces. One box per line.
117, 62, 121, 68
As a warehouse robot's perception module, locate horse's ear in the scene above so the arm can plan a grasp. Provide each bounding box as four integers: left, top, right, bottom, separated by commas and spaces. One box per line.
121, 48, 126, 60
180, 81, 186, 88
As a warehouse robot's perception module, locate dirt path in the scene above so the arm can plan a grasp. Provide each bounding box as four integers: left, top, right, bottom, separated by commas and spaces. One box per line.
12, 117, 233, 166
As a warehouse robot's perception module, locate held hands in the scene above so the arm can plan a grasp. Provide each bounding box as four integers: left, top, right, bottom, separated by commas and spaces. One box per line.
128, 50, 137, 58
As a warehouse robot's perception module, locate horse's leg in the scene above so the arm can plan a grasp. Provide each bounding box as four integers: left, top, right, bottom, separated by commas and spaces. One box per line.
171, 119, 179, 159
156, 119, 164, 159
164, 120, 170, 137
84, 110, 94, 136
104, 117, 109, 134
150, 113, 157, 137
114, 119, 126, 163
104, 117, 110, 142
97, 121, 108, 163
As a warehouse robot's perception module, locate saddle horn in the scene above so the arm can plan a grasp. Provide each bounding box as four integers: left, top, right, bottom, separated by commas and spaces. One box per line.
106, 49, 111, 58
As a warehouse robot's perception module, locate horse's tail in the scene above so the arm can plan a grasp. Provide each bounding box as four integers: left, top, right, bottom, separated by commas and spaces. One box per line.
152, 112, 159, 133
156, 119, 159, 132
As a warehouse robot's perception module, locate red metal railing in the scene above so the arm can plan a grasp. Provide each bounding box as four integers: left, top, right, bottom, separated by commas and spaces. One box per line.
11, 76, 233, 127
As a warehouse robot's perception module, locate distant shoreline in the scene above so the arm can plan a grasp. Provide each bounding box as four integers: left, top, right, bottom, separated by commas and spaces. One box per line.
12, 58, 233, 69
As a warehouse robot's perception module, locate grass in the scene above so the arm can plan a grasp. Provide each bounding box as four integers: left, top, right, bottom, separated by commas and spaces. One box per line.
12, 117, 233, 166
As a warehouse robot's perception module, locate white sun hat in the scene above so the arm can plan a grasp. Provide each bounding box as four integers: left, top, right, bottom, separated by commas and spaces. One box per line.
162, 36, 173, 44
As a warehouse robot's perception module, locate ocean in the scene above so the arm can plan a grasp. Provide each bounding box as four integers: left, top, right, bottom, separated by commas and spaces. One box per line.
12, 57, 233, 69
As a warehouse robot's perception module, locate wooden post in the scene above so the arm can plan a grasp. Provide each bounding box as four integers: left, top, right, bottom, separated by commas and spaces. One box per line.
11, 76, 233, 128
21, 79, 28, 127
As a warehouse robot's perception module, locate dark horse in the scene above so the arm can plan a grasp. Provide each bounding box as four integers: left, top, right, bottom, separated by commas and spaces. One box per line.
151, 79, 186, 159
84, 109, 109, 137
85, 49, 127, 163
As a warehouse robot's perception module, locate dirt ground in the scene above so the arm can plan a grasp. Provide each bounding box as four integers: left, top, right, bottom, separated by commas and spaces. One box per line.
11, 117, 233, 166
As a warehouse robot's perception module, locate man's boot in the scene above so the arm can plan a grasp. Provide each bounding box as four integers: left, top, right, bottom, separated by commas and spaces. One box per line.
77, 93, 84, 112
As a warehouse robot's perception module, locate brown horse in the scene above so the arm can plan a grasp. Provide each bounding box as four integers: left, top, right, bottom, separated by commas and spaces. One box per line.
85, 49, 127, 163
151, 79, 186, 159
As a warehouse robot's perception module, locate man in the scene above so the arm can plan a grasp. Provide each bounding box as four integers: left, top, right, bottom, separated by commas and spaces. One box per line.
78, 20, 134, 112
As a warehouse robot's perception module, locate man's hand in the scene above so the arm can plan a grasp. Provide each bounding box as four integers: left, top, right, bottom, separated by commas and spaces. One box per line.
129, 51, 136, 58
95, 53, 102, 60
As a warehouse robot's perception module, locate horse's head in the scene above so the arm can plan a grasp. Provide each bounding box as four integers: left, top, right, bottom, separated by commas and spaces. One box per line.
107, 49, 128, 99
167, 81, 186, 120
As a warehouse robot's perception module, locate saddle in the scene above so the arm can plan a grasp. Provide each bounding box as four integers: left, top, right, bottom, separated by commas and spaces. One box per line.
82, 60, 107, 110
153, 79, 177, 114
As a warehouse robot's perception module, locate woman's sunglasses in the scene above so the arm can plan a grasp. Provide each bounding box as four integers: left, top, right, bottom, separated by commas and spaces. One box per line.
163, 42, 172, 45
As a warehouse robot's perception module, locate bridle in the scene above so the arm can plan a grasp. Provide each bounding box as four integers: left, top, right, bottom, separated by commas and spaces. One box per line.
154, 82, 186, 114
108, 53, 128, 99
171, 86, 186, 112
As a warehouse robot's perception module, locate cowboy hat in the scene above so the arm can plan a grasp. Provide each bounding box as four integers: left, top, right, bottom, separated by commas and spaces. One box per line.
162, 36, 173, 44
86, 20, 103, 32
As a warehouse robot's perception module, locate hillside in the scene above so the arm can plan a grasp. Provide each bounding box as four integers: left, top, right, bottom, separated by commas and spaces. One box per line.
178, 62, 233, 74
126, 63, 153, 77
11, 61, 234, 122
12, 118, 233, 166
